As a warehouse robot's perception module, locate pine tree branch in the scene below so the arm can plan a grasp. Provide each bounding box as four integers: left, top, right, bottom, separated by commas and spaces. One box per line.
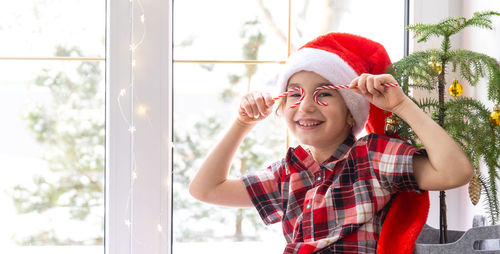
445, 98, 500, 224
448, 49, 500, 101
407, 11, 500, 42
391, 49, 441, 94
479, 174, 499, 224
416, 97, 439, 112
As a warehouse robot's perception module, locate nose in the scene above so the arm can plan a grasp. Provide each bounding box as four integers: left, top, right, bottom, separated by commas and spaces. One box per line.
297, 92, 317, 113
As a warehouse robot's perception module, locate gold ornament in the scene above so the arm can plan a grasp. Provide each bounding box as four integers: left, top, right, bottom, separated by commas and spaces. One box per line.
448, 78, 463, 97
489, 104, 500, 127
428, 57, 442, 74
384, 115, 402, 137
468, 174, 481, 206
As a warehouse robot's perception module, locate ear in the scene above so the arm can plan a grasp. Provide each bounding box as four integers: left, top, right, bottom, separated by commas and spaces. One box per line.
347, 111, 355, 127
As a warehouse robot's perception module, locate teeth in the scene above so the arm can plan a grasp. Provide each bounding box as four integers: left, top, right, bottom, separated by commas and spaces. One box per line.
298, 121, 321, 127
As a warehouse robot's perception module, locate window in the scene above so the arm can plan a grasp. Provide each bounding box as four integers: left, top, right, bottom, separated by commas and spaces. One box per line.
172, 0, 405, 253
0, 1, 105, 253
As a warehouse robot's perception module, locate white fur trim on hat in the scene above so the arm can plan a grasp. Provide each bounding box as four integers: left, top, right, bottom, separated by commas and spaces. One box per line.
277, 48, 369, 136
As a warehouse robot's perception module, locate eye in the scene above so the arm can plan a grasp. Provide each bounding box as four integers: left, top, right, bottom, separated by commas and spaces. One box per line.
317, 92, 332, 97
288, 93, 302, 98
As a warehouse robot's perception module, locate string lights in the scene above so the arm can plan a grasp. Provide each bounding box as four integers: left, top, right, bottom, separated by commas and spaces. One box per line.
137, 105, 147, 115
116, 0, 166, 251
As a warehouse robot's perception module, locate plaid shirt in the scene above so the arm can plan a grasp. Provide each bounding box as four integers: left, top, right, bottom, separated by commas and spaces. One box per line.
241, 133, 425, 254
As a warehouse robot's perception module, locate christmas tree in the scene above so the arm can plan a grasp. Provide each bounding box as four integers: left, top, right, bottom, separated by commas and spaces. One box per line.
389, 11, 500, 243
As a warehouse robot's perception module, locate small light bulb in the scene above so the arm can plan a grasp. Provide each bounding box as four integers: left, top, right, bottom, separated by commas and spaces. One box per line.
137, 105, 147, 115
129, 43, 137, 52
128, 126, 136, 133
157, 224, 163, 232
131, 59, 136, 67
120, 89, 127, 97
141, 15, 145, 23
132, 171, 138, 179
124, 219, 131, 227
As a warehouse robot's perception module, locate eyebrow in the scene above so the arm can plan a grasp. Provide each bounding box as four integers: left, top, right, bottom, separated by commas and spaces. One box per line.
287, 82, 333, 89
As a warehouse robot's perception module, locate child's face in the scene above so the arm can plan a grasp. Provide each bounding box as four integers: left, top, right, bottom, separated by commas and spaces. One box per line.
284, 71, 353, 150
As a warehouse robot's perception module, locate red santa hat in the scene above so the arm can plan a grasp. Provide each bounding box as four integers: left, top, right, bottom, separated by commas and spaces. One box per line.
277, 32, 392, 136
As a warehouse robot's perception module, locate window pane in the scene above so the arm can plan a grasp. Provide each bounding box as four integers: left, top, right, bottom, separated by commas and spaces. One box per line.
0, 0, 105, 57
292, 0, 405, 62
173, 63, 286, 253
173, 0, 288, 61
0, 60, 105, 253
173, 1, 406, 252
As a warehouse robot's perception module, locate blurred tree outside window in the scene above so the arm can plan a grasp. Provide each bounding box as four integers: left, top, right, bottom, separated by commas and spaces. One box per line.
0, 0, 105, 252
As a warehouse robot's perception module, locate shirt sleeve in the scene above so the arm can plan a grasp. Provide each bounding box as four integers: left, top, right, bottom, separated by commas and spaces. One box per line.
365, 133, 426, 193
240, 159, 285, 225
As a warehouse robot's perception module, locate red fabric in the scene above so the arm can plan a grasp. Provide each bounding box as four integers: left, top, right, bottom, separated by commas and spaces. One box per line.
366, 94, 430, 254
300, 33, 392, 76
377, 191, 430, 254
366, 104, 393, 136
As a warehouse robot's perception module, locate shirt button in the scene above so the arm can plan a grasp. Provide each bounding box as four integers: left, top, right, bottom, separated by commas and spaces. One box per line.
316, 176, 322, 182
306, 203, 311, 209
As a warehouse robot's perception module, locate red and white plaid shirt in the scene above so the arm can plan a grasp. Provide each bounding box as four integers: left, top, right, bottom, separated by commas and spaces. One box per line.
241, 133, 425, 254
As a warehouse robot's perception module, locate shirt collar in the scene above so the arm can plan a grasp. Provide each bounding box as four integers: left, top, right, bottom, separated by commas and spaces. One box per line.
285, 134, 356, 175
323, 133, 356, 167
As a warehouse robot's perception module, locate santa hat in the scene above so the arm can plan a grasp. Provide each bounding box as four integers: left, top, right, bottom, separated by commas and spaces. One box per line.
365, 90, 430, 254
277, 32, 392, 136
279, 33, 430, 253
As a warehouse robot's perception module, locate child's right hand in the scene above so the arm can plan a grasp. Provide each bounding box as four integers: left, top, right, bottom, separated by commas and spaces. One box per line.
237, 91, 275, 125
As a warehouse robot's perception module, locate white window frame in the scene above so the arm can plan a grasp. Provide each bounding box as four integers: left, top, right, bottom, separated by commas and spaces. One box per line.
105, 0, 173, 253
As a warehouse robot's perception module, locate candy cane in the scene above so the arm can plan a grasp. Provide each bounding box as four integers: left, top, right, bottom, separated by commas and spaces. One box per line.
275, 87, 304, 109
312, 83, 399, 106
240, 87, 304, 117
241, 83, 399, 117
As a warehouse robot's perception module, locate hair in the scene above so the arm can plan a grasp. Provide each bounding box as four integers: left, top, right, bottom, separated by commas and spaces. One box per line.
275, 96, 287, 116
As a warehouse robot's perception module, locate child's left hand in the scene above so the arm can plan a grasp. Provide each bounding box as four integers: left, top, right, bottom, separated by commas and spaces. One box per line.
349, 74, 408, 112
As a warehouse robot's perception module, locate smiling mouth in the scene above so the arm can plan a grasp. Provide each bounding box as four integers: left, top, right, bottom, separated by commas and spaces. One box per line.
296, 120, 323, 127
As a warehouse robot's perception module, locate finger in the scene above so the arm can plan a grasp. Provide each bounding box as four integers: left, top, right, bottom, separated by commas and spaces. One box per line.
240, 96, 254, 118
349, 86, 363, 95
349, 77, 364, 95
373, 76, 386, 94
263, 92, 275, 107
253, 92, 267, 116
365, 75, 375, 94
366, 75, 382, 96
357, 74, 368, 94
380, 74, 398, 84
246, 94, 260, 119
349, 77, 360, 88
